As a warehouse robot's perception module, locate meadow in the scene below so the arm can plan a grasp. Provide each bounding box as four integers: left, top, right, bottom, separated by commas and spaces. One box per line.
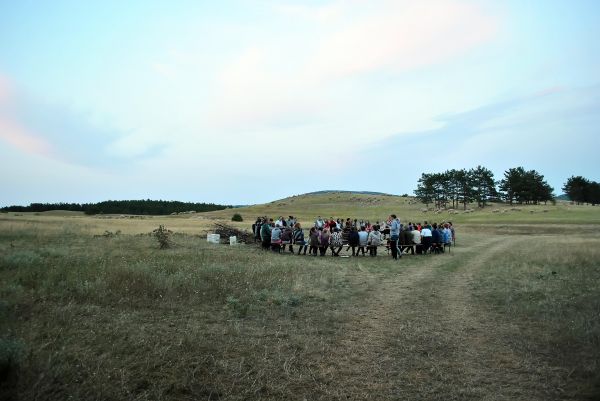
1, 194, 599, 400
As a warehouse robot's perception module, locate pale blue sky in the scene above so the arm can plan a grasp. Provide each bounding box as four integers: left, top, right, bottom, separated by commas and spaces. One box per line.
1, 0, 599, 205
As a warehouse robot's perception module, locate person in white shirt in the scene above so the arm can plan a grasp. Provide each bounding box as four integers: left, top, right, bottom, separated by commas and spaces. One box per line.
411, 228, 422, 245
421, 225, 433, 254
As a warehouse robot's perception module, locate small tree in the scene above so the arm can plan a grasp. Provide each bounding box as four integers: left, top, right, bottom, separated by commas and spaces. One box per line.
152, 225, 173, 249
231, 213, 243, 222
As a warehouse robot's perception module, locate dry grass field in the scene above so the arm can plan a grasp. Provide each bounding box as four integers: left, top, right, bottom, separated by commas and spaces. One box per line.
1, 193, 599, 400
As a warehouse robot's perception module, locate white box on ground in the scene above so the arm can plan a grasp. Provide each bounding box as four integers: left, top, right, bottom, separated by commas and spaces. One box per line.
229, 236, 237, 245
207, 233, 220, 244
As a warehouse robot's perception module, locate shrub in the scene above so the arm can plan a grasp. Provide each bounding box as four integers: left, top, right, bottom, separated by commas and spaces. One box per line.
152, 225, 173, 249
231, 213, 243, 222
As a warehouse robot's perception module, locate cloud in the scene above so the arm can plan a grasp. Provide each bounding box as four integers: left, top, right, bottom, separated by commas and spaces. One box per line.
0, 75, 164, 168
274, 2, 345, 22
306, 0, 499, 79
364, 84, 600, 190
0, 118, 54, 158
210, 0, 500, 131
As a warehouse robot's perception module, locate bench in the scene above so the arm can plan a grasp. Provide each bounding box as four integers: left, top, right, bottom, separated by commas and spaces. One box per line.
274, 240, 452, 255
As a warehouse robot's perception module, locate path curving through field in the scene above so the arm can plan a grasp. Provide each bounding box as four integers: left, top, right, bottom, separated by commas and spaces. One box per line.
312, 236, 568, 400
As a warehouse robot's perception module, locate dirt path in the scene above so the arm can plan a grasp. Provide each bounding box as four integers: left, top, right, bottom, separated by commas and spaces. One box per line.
435, 237, 569, 401
313, 236, 568, 400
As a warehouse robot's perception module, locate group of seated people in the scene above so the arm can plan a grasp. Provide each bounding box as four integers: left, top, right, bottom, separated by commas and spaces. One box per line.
252, 215, 456, 258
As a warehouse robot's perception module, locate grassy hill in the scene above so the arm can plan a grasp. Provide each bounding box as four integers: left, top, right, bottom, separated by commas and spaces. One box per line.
2, 193, 598, 239
205, 192, 600, 226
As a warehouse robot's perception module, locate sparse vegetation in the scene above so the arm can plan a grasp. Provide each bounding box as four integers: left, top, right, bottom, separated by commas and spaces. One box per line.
0, 195, 599, 400
0, 337, 24, 380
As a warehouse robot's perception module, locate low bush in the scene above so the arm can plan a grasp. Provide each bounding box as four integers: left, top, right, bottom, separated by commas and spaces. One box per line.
152, 225, 173, 249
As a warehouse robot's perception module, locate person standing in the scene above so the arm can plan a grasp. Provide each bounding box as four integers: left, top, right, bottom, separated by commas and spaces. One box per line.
253, 217, 263, 243
260, 221, 272, 250
388, 214, 401, 260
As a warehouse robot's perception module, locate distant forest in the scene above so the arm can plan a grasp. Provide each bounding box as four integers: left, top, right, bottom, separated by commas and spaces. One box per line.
0, 200, 231, 215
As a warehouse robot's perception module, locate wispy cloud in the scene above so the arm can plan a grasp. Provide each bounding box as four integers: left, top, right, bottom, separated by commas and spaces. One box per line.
274, 1, 345, 22
210, 0, 500, 131
365, 84, 600, 189
0, 74, 165, 168
306, 0, 499, 79
0, 118, 54, 158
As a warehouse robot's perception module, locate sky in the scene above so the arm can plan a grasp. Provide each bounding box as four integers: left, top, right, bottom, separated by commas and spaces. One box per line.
1, 0, 599, 206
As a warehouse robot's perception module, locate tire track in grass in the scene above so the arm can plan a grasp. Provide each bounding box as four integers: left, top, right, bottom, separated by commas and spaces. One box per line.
309, 238, 501, 400
434, 236, 569, 401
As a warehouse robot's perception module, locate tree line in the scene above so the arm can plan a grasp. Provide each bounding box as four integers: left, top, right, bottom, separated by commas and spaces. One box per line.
414, 166, 554, 209
562, 176, 600, 205
0, 199, 232, 215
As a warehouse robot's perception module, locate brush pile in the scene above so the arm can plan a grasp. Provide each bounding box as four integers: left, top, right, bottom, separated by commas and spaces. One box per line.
212, 223, 255, 244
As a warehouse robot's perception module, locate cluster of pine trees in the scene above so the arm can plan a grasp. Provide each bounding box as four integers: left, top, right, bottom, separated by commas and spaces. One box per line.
414, 166, 554, 209
0, 200, 231, 215
562, 176, 600, 205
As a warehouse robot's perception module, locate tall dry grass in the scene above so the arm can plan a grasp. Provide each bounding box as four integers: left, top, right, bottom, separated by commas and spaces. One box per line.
1, 217, 599, 400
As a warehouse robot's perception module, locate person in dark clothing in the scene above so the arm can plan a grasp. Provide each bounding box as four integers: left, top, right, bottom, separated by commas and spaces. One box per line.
260, 222, 272, 250
252, 218, 261, 243
319, 228, 330, 256
421, 224, 433, 254
431, 223, 443, 254
400, 228, 414, 255
281, 226, 293, 253
347, 227, 359, 256
309, 227, 319, 256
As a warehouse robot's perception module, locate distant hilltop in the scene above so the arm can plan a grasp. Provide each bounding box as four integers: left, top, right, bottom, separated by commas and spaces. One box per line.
303, 190, 395, 196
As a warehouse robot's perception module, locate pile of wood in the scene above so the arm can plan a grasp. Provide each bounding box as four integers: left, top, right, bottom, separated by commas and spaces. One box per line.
212, 223, 255, 244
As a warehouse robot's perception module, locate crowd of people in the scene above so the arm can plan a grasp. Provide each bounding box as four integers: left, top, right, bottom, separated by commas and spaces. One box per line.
251, 215, 456, 259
